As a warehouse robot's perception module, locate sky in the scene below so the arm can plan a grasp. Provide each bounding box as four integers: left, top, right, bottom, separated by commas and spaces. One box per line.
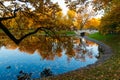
3, 0, 103, 18
51, 0, 103, 18
51, 0, 68, 15
4, 0, 68, 15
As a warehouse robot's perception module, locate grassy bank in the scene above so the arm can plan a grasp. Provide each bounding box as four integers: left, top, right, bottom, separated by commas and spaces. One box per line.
44, 32, 120, 80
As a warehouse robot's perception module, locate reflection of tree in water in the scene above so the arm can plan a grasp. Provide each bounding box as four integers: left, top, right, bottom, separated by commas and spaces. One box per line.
0, 35, 99, 79
17, 70, 32, 80
40, 68, 53, 78
17, 68, 53, 79
73, 38, 99, 61
0, 34, 99, 61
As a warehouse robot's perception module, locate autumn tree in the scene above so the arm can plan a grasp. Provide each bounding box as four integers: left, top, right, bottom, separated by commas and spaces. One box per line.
0, 0, 114, 45
66, 9, 76, 29
0, 0, 67, 44
99, 0, 120, 34
65, 0, 112, 30
84, 18, 100, 30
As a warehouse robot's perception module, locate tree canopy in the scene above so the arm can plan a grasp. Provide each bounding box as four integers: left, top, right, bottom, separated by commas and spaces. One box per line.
64, 0, 112, 30
0, 0, 118, 44
99, 0, 120, 34
0, 0, 66, 44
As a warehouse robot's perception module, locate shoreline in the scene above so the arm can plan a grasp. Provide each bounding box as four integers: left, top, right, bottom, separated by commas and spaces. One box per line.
40, 36, 113, 80
84, 36, 113, 66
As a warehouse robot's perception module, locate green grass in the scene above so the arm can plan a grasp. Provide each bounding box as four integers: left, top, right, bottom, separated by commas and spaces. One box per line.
87, 32, 120, 79
65, 31, 75, 35
88, 32, 120, 45
89, 32, 120, 59
55, 30, 75, 35
88, 32, 117, 40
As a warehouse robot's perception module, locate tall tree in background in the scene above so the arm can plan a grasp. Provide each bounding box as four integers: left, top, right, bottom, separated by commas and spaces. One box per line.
99, 0, 120, 34
65, 0, 111, 30
84, 18, 100, 30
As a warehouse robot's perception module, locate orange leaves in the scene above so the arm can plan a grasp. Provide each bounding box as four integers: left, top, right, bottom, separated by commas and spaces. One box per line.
56, 11, 63, 18
67, 10, 76, 19
75, 13, 82, 23
73, 21, 80, 29
84, 18, 100, 29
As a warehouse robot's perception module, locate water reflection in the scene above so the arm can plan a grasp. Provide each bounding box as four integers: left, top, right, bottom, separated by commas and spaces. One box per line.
17, 70, 32, 80
0, 35, 99, 79
40, 68, 54, 78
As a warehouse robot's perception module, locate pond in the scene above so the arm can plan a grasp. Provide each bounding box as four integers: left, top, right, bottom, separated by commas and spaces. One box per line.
0, 35, 99, 79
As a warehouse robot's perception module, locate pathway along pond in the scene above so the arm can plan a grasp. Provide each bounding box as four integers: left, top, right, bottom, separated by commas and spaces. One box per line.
0, 35, 100, 80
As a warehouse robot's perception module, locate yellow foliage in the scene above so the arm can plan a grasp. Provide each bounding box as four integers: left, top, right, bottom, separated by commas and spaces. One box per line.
84, 18, 100, 29
73, 21, 80, 29
56, 11, 63, 18
67, 10, 76, 19
10, 19, 17, 28
76, 13, 82, 23
28, 19, 34, 28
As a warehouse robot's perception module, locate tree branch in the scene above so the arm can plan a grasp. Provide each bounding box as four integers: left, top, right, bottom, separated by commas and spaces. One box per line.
0, 7, 21, 21
0, 1, 21, 21
18, 27, 52, 43
0, 22, 54, 44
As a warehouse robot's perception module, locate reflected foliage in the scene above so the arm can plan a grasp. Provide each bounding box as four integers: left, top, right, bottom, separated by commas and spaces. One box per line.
40, 68, 53, 78
16, 68, 53, 80
6, 66, 11, 69
0, 34, 99, 79
0, 34, 99, 61
17, 70, 32, 80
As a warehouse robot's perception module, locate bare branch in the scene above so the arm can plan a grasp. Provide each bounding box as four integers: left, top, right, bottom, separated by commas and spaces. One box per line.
0, 1, 21, 21
0, 7, 21, 21
0, 1, 12, 12
0, 21, 55, 44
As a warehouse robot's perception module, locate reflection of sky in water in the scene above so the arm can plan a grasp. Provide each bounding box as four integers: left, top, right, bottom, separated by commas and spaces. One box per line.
0, 43, 99, 79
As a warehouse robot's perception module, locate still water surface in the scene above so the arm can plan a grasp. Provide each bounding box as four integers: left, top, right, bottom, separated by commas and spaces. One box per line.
0, 37, 99, 79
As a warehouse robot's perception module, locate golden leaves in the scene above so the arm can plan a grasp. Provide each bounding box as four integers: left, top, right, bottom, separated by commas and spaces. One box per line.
67, 9, 76, 19
84, 18, 100, 29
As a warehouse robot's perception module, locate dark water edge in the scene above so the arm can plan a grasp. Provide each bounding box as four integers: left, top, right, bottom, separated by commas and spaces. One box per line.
0, 36, 102, 80
38, 36, 113, 80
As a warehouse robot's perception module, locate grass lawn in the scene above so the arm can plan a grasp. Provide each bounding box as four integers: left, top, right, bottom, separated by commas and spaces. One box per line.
87, 33, 120, 78
44, 32, 120, 80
